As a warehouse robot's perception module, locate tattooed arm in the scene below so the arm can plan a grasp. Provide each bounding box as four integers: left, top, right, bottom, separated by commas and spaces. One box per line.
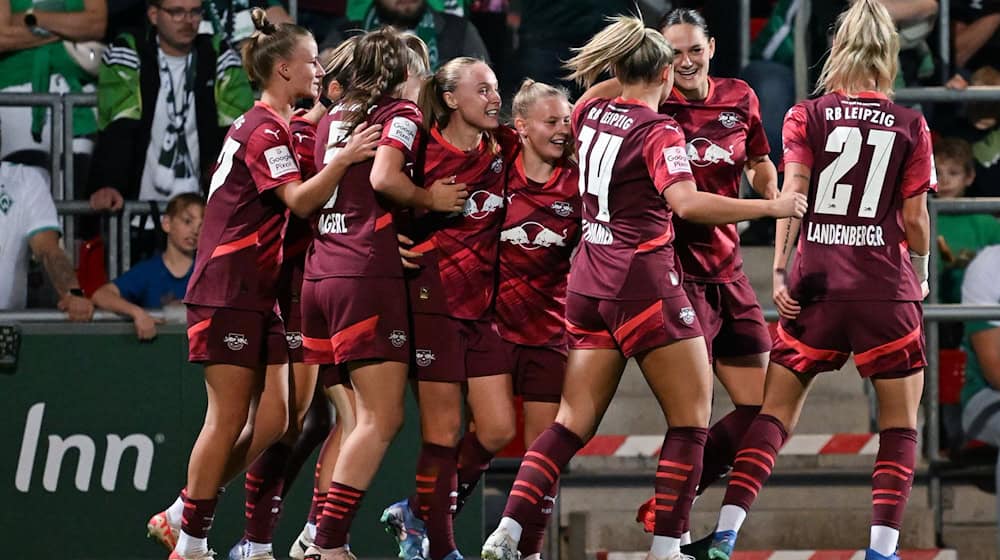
772, 162, 810, 319
28, 230, 94, 321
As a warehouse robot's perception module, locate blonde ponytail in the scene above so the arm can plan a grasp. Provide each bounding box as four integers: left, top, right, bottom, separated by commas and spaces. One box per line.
564, 14, 674, 89
815, 0, 899, 96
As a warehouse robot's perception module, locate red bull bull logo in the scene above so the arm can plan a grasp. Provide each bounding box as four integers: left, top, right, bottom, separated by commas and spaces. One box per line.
686, 137, 736, 167
501, 221, 568, 250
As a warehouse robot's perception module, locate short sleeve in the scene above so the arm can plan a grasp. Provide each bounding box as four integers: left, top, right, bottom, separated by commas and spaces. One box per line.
245, 122, 302, 194
962, 246, 1000, 328
380, 108, 423, 163
900, 116, 937, 199
780, 103, 812, 169
571, 98, 602, 137
112, 263, 147, 305
745, 88, 770, 158
642, 120, 695, 194
291, 119, 318, 178
22, 168, 61, 239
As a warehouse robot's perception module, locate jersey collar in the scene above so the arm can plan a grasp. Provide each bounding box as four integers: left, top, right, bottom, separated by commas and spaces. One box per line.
514, 151, 567, 189
669, 77, 715, 105
836, 90, 889, 100
431, 125, 483, 156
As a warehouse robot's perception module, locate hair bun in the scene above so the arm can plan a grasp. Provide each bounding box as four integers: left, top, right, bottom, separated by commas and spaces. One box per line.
251, 7, 277, 35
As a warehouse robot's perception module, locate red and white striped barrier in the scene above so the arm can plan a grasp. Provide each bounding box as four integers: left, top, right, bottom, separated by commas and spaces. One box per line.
592, 550, 956, 560
578, 433, 881, 458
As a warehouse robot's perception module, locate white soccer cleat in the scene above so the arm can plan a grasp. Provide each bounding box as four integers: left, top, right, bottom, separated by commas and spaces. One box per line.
289, 528, 315, 560
481, 527, 521, 560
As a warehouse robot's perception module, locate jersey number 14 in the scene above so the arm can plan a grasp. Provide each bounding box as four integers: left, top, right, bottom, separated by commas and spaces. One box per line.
814, 126, 897, 218
577, 125, 623, 222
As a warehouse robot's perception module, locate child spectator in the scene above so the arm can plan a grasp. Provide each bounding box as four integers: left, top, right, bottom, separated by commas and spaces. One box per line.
91, 192, 203, 339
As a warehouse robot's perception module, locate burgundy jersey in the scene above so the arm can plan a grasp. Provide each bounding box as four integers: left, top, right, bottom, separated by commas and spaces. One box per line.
660, 78, 770, 282
782, 91, 937, 302
568, 97, 695, 301
496, 154, 582, 346
186, 102, 301, 311
407, 126, 520, 320
284, 116, 318, 265
305, 97, 423, 280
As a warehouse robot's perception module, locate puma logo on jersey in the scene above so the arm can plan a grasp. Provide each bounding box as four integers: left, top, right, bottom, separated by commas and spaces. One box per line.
263, 128, 281, 139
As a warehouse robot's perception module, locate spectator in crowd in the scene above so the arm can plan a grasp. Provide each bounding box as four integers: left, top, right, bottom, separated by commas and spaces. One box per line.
347, 0, 466, 19
0, 0, 107, 198
935, 137, 1000, 304
87, 0, 252, 261
959, 244, 1000, 553
200, 0, 291, 45
0, 158, 93, 320
951, 0, 1000, 74
91, 192, 203, 339
321, 0, 489, 69
938, 66, 1000, 197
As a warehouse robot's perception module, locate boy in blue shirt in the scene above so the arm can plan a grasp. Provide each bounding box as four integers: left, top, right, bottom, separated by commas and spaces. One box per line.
92, 193, 204, 339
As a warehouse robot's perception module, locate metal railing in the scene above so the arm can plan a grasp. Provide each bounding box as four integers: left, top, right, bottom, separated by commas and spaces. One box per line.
53, 199, 167, 275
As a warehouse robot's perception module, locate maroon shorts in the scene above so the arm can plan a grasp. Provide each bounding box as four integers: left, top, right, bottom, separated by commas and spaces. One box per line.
300, 276, 411, 368
506, 342, 567, 403
319, 364, 353, 388
187, 305, 288, 368
565, 292, 704, 358
770, 300, 926, 378
278, 256, 305, 363
684, 276, 771, 360
412, 313, 511, 383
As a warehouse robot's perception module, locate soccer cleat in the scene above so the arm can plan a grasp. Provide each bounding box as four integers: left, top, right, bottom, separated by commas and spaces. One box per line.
865, 549, 900, 560
380, 499, 426, 560
302, 545, 356, 560
168, 550, 217, 560
442, 551, 465, 560
147, 510, 180, 551
227, 539, 246, 560
636, 496, 656, 533
244, 549, 277, 560
481, 527, 521, 560
706, 530, 737, 560
679, 533, 714, 560
646, 552, 695, 560
289, 528, 315, 560
522, 555, 542, 560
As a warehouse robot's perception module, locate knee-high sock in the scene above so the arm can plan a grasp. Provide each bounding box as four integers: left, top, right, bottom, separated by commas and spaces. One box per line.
413, 443, 459, 560
244, 442, 293, 543
502, 423, 583, 524
871, 428, 918, 530
720, 414, 789, 515
314, 481, 365, 549
654, 427, 708, 537
455, 432, 494, 515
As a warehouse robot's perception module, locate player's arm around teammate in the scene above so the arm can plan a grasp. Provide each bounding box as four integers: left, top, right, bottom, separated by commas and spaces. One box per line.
482, 16, 805, 560
702, 3, 934, 560
152, 12, 381, 560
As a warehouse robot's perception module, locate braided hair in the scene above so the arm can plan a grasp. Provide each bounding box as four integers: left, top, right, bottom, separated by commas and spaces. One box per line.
338, 28, 409, 131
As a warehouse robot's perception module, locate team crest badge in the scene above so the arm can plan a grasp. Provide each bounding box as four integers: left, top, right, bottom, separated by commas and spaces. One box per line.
678, 307, 696, 326
551, 201, 573, 217
225, 333, 249, 351
718, 112, 740, 128
389, 330, 407, 348
285, 331, 303, 349
415, 349, 436, 367
0, 190, 12, 215
490, 156, 504, 173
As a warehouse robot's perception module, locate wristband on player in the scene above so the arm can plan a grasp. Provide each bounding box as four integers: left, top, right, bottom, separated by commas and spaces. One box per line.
909, 250, 929, 283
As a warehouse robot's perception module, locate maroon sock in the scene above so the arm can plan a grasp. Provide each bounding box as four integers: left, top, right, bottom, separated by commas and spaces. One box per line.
503, 423, 583, 524
517, 480, 558, 557
308, 490, 327, 525
721, 414, 789, 512
243, 442, 293, 543
414, 443, 459, 560
280, 396, 332, 499
702, 405, 761, 491
314, 481, 365, 549
872, 428, 917, 530
653, 427, 707, 538
181, 493, 218, 539
455, 432, 495, 515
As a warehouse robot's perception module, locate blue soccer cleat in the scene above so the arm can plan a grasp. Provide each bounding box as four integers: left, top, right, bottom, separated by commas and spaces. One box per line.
706, 530, 738, 560
380, 499, 427, 560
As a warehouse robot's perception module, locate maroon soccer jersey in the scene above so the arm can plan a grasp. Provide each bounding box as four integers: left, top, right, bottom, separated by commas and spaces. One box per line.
567, 97, 695, 301
496, 154, 581, 346
781, 91, 937, 302
407, 126, 520, 319
660, 78, 770, 282
284, 116, 318, 264
186, 102, 301, 311
305, 97, 423, 280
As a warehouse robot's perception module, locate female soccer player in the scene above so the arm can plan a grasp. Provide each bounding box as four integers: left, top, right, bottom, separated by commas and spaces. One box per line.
150, 11, 381, 560
494, 78, 580, 560
480, 15, 805, 560
299, 28, 467, 560
700, 2, 933, 560
381, 57, 521, 560
627, 9, 778, 538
